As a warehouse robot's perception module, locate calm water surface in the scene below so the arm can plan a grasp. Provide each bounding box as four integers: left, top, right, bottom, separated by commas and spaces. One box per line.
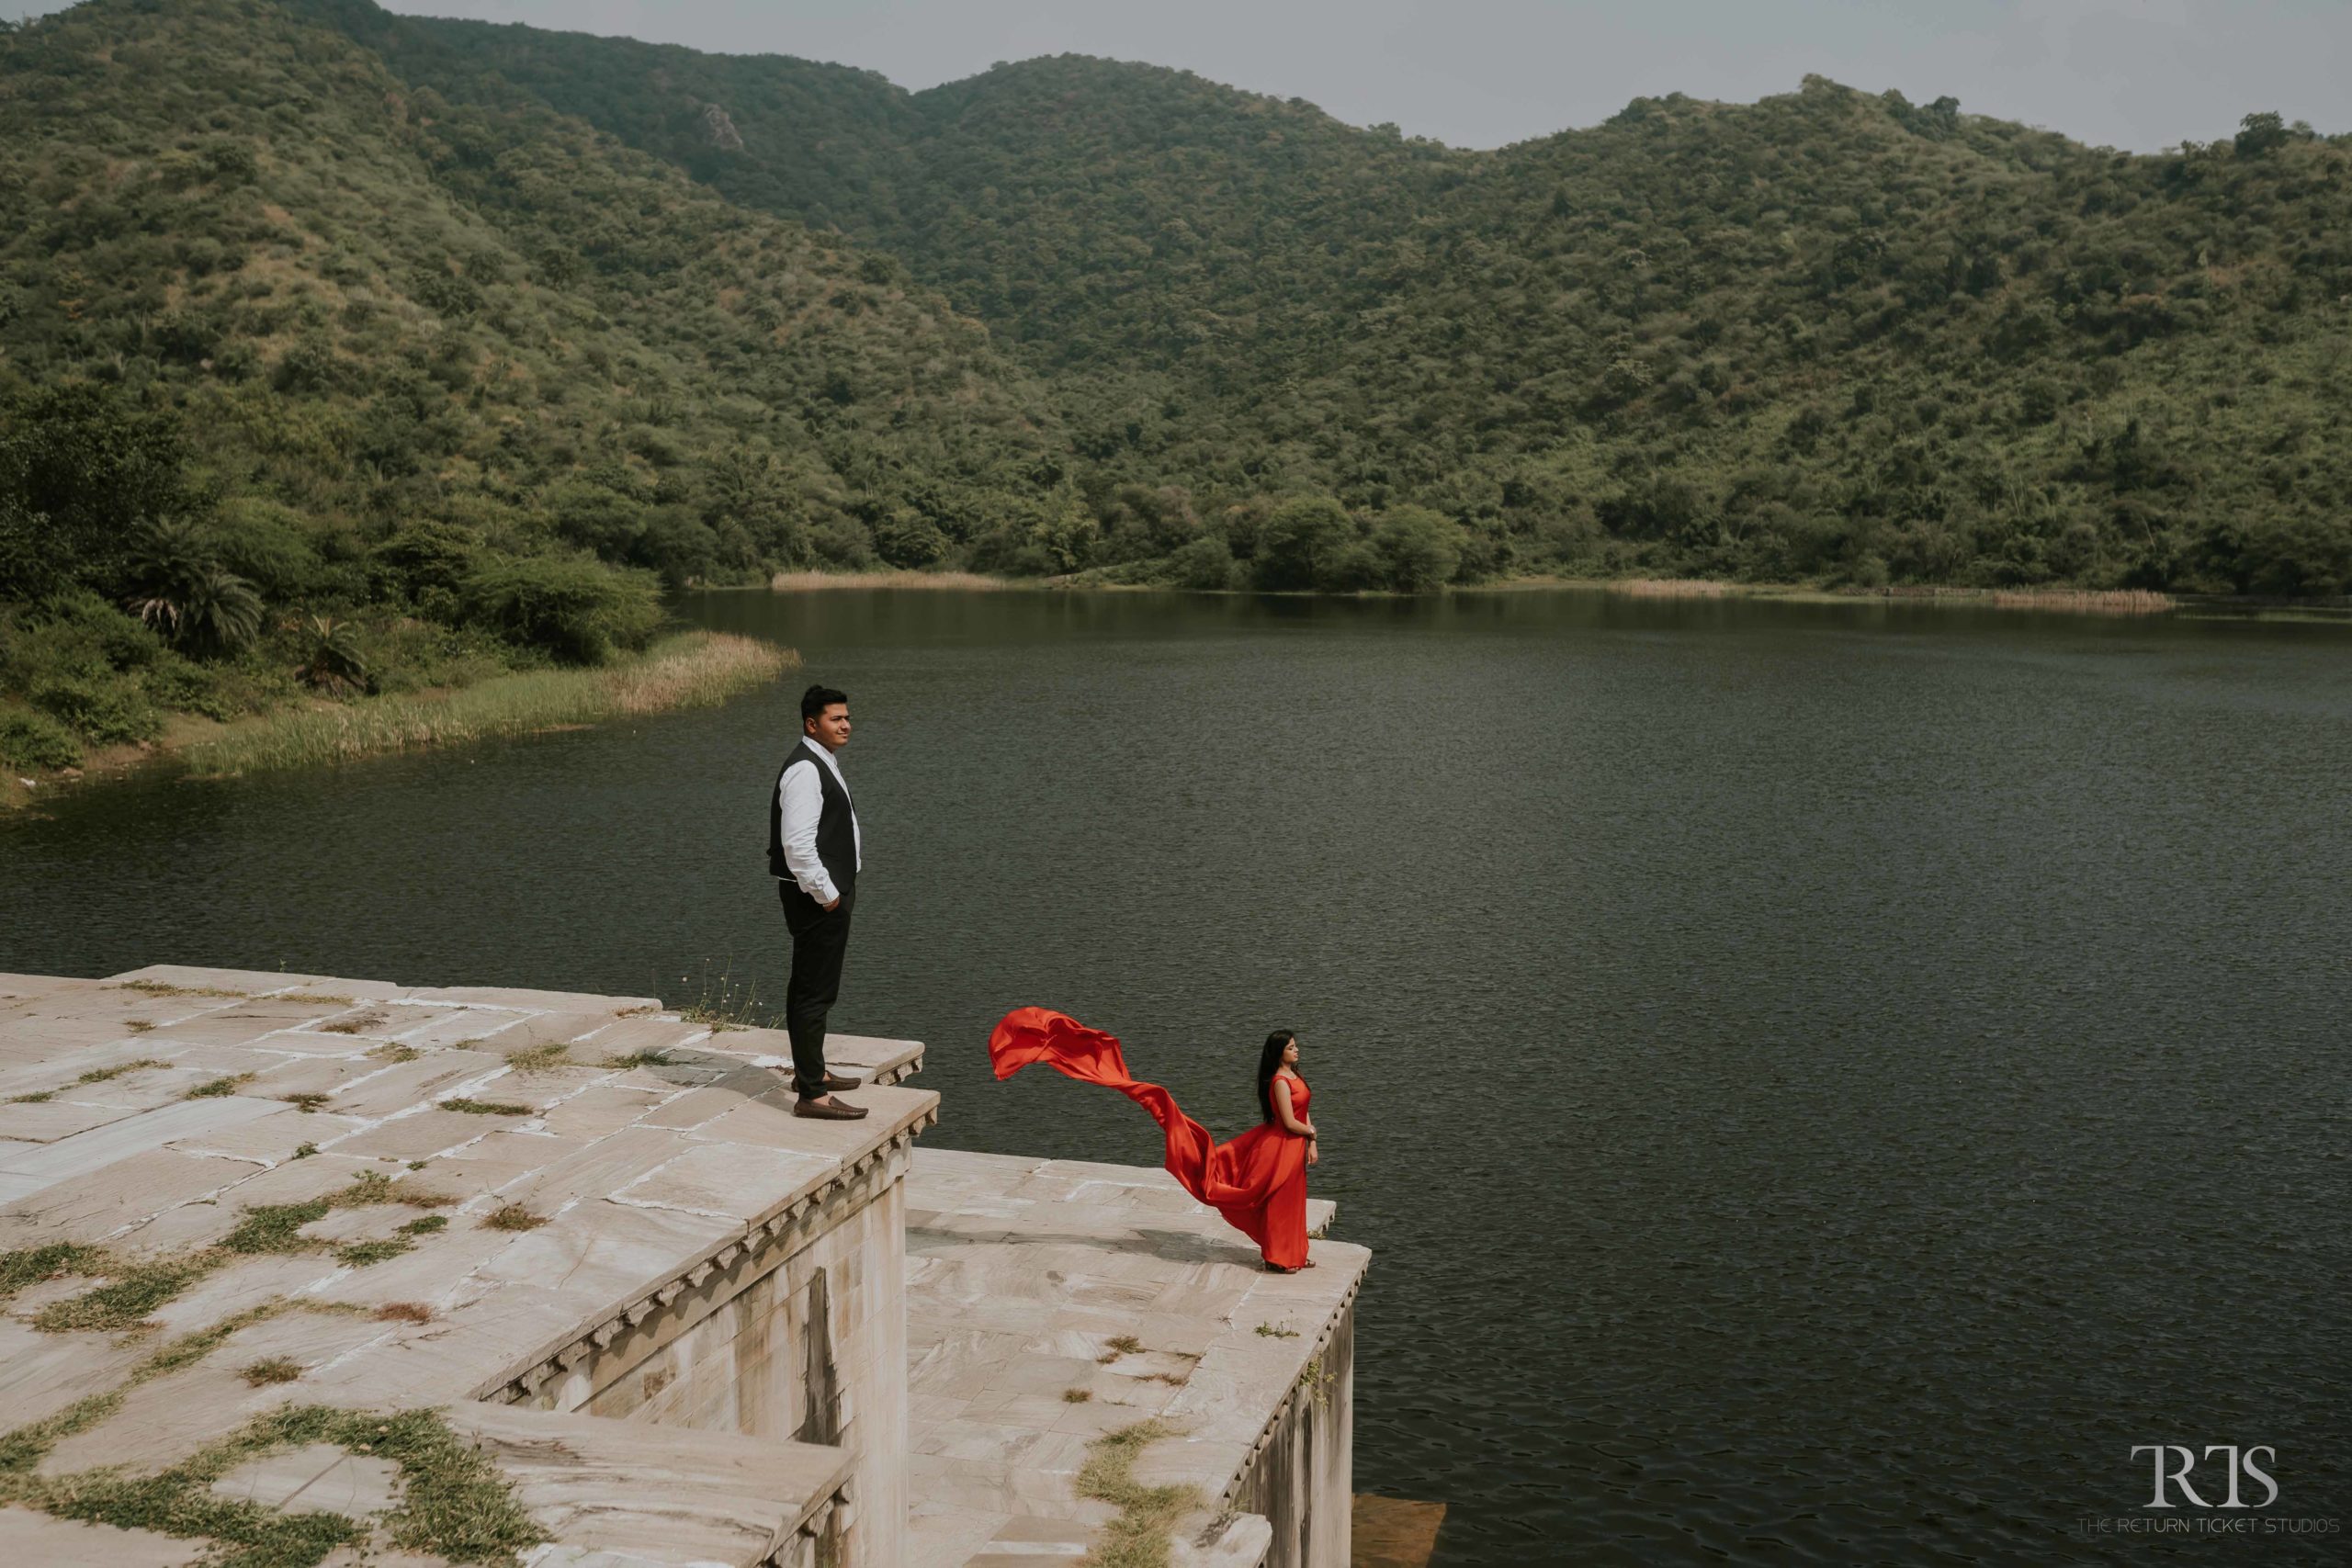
5, 590, 2347, 1564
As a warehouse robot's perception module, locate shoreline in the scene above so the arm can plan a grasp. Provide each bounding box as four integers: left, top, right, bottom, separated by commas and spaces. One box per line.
741, 570, 2350, 621
3, 630, 792, 814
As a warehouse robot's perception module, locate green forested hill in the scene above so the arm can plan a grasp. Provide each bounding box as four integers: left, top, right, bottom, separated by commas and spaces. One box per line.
4, 0, 2349, 771
345, 4, 2352, 595
0, 0, 1077, 770
1, 0, 1062, 584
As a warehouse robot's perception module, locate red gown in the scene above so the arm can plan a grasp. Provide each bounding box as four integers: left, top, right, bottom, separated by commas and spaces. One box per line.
989, 1007, 1311, 1269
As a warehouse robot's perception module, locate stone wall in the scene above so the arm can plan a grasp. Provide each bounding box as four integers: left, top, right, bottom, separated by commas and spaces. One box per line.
497, 1134, 915, 1567
1224, 1291, 1359, 1568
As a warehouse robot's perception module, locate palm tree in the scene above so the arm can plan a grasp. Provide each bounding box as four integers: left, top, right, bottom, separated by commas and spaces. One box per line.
124, 518, 263, 655
295, 615, 368, 695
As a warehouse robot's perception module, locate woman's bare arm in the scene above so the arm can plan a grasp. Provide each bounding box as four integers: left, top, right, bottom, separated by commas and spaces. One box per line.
1272, 1077, 1314, 1137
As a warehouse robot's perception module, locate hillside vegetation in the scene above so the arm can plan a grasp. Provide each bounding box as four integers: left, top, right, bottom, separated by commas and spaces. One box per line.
3, 0, 2348, 772
0, 0, 1059, 775
372, 9, 2352, 596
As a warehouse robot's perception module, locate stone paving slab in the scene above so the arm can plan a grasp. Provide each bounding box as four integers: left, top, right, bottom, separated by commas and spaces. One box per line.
0, 1317, 149, 1429
1, 1145, 262, 1244
0, 1097, 142, 1143
0, 1505, 205, 1566
324, 1051, 509, 1119
209, 1442, 403, 1517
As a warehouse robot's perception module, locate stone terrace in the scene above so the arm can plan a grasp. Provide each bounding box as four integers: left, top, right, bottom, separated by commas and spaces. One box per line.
0, 965, 931, 1566
905, 1152, 1366, 1568
0, 966, 1368, 1568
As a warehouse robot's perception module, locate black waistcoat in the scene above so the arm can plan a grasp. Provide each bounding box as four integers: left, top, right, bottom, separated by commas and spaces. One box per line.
768, 739, 857, 889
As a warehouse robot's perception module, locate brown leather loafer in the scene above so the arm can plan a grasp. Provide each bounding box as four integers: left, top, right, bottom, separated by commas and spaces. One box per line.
819, 1070, 863, 1092
793, 1097, 868, 1121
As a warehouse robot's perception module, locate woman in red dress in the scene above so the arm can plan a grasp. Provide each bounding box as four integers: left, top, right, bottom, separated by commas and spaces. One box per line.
989, 1009, 1320, 1271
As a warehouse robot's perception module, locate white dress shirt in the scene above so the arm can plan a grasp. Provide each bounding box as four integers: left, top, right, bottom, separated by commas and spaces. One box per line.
777, 740, 861, 903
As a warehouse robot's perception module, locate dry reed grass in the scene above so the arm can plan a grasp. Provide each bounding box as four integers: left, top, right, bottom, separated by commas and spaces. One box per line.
1608, 578, 1736, 598
767, 570, 1009, 592
183, 633, 791, 777
1985, 588, 2176, 615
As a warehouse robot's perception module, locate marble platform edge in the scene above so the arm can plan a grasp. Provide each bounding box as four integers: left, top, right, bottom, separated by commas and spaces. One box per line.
478, 1106, 937, 1404
1222, 1264, 1365, 1511
101, 964, 665, 1014
683, 1027, 927, 1088
445, 1401, 855, 1566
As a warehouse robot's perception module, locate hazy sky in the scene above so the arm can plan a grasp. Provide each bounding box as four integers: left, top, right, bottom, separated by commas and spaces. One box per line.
8, 0, 2346, 152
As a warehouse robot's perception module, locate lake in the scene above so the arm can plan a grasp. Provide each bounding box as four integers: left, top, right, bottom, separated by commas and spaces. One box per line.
6, 588, 2347, 1564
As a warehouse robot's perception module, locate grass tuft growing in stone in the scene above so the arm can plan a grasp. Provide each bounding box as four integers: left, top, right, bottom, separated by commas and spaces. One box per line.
74, 1057, 168, 1085
1253, 1323, 1299, 1338
6, 1090, 53, 1103
289, 1405, 544, 1563
676, 960, 765, 1032
481, 1204, 546, 1233
375, 1302, 434, 1324
15, 1169, 462, 1333
279, 1092, 331, 1113
1, 1396, 543, 1568
125, 1019, 155, 1033
334, 1238, 413, 1268
7, 1461, 366, 1566
31, 1257, 217, 1334
367, 1043, 420, 1063
220, 1201, 334, 1256
600, 1051, 670, 1070
183, 1073, 255, 1100
502, 1043, 571, 1074
0, 1242, 108, 1306
1105, 1335, 1144, 1356
108, 980, 253, 998
317, 1012, 385, 1036
440, 1098, 531, 1116
241, 1357, 302, 1387
399, 1214, 448, 1236
1074, 1419, 1201, 1568
1063, 1387, 1092, 1403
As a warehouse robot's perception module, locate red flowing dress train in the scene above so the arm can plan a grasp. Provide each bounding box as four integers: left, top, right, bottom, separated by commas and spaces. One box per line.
988, 1007, 1310, 1269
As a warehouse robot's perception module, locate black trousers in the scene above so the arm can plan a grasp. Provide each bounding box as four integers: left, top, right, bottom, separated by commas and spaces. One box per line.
777, 880, 856, 1098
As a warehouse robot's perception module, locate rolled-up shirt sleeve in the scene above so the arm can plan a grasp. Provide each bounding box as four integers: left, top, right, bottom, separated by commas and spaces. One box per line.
778, 761, 838, 903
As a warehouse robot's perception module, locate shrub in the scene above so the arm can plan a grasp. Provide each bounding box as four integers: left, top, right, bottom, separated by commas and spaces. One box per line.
141, 650, 243, 721
637, 506, 721, 588
0, 707, 82, 771
352, 617, 514, 695
27, 589, 164, 673
212, 498, 324, 599
1372, 506, 1466, 593
460, 555, 663, 665
1253, 497, 1351, 591
1313, 538, 1385, 593
370, 521, 482, 607
1167, 535, 1238, 591
30, 674, 163, 746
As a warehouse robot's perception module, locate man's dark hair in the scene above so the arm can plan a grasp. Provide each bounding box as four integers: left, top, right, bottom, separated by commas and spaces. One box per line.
801, 683, 849, 724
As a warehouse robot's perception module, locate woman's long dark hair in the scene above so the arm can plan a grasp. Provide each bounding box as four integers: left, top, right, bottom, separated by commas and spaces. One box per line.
1258, 1030, 1297, 1123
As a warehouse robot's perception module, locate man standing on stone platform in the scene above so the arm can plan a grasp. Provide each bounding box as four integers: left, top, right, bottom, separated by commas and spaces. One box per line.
769, 682, 868, 1120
